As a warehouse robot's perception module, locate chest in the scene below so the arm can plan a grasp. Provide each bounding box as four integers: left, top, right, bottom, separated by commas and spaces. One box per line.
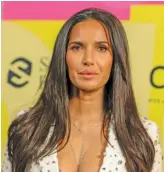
37, 125, 127, 172
57, 130, 107, 172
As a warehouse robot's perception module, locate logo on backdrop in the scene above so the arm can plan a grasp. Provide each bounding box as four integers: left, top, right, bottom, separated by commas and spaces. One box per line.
149, 65, 164, 104
150, 65, 164, 89
8, 57, 32, 88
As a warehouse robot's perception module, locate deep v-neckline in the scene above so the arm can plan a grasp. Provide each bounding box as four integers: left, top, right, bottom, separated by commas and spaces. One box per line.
38, 115, 126, 172
55, 120, 112, 172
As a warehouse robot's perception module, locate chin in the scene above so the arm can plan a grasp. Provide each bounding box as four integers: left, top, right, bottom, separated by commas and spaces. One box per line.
71, 81, 104, 93
77, 84, 101, 92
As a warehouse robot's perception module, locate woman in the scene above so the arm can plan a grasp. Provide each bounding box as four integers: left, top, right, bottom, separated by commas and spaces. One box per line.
2, 8, 162, 172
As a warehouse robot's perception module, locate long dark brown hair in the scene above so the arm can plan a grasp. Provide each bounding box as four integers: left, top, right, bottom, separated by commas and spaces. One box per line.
8, 8, 155, 172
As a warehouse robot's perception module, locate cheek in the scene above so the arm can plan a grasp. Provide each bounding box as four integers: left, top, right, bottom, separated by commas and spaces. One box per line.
100, 56, 113, 76
66, 52, 81, 81
98, 57, 113, 86
66, 52, 77, 72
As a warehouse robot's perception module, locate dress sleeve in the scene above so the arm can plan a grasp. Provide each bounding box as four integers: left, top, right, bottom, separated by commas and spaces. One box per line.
1, 147, 12, 172
1, 146, 41, 172
150, 122, 163, 172
2, 109, 41, 172
141, 118, 163, 172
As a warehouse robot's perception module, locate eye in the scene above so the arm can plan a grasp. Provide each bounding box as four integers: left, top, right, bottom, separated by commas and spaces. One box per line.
70, 45, 82, 51
97, 46, 108, 52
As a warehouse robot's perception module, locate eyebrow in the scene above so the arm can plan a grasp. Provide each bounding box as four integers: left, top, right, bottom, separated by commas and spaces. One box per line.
68, 41, 83, 46
68, 41, 110, 46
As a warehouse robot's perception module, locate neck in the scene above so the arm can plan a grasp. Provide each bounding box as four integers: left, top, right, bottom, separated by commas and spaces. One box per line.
69, 88, 105, 123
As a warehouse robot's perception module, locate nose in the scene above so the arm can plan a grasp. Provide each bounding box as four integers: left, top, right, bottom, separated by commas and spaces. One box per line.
82, 48, 95, 66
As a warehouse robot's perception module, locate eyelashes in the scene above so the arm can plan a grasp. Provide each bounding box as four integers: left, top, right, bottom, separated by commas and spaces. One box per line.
70, 45, 82, 51
69, 45, 109, 52
97, 46, 108, 52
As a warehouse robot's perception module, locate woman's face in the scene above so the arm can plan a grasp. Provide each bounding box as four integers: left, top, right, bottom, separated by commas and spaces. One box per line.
66, 19, 113, 92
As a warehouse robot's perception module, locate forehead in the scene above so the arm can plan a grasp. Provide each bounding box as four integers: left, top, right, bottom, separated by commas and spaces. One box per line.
69, 19, 110, 42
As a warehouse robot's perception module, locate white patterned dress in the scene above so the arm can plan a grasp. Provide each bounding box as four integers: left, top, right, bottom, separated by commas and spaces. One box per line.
2, 116, 163, 172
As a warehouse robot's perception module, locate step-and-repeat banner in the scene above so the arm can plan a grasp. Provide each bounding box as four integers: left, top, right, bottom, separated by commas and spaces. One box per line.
2, 1, 164, 167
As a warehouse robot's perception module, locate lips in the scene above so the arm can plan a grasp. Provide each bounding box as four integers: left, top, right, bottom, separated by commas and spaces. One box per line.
79, 70, 98, 75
